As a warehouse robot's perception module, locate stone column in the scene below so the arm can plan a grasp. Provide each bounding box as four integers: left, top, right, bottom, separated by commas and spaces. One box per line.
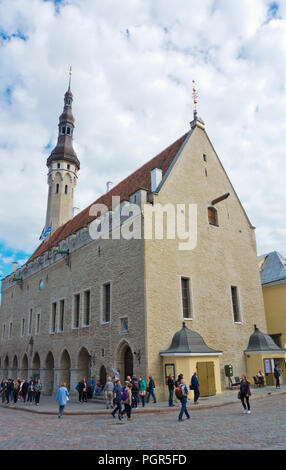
53, 368, 61, 394
70, 368, 79, 395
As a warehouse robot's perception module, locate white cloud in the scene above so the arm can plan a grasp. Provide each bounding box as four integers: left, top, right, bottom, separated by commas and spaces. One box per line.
0, 0, 285, 257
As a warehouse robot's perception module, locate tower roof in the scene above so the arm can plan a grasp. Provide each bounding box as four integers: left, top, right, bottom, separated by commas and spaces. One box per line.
47, 72, 80, 169
160, 323, 222, 355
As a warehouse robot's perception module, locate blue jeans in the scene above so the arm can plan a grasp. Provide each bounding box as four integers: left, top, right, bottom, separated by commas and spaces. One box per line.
147, 388, 157, 403
178, 398, 190, 420
112, 400, 122, 416
194, 387, 200, 403
58, 405, 65, 417
168, 389, 174, 406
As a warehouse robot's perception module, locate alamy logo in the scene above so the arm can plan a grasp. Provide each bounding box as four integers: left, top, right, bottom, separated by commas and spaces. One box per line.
88, 196, 197, 251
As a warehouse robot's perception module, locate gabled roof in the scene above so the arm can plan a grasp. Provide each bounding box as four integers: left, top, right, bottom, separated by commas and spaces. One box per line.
31, 131, 190, 260
259, 251, 286, 286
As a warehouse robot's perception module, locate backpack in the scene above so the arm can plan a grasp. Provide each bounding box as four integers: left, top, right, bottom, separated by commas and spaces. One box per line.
121, 389, 128, 401
175, 386, 182, 399
132, 380, 139, 391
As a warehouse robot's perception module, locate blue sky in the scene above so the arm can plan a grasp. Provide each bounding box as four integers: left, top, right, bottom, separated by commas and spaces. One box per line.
1, 0, 286, 284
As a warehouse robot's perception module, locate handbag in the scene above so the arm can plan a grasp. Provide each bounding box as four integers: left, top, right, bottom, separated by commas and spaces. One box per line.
139, 390, 146, 396
237, 391, 242, 400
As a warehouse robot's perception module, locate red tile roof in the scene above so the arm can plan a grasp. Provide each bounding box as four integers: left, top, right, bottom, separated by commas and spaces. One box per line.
31, 131, 189, 260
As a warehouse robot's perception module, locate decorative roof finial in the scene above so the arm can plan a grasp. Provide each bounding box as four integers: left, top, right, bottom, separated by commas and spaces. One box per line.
68, 66, 72, 91
192, 79, 198, 116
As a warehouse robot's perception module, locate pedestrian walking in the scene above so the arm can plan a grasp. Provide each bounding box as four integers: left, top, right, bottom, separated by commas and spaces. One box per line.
5, 379, 13, 404
239, 375, 251, 414
138, 376, 147, 407
13, 381, 20, 404
21, 380, 28, 403
27, 379, 35, 405
131, 375, 139, 408
0, 379, 7, 403
103, 377, 114, 409
146, 376, 157, 404
56, 382, 69, 419
274, 365, 281, 389
178, 379, 190, 421
111, 379, 122, 419
120, 383, 133, 421
35, 379, 42, 405
166, 374, 175, 407
190, 372, 200, 404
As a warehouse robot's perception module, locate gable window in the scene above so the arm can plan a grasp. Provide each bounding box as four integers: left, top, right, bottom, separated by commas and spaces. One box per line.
73, 294, 80, 328
51, 302, 57, 333
103, 283, 111, 323
231, 286, 241, 323
208, 207, 218, 226
83, 290, 91, 326
181, 277, 192, 319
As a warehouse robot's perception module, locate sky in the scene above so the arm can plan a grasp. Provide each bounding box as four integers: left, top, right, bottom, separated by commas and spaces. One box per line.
0, 0, 286, 281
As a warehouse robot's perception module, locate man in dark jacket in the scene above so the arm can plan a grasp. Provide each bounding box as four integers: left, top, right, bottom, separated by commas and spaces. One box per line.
274, 365, 281, 389
5, 379, 13, 404
190, 372, 200, 404
166, 375, 175, 407
112, 379, 122, 419
131, 375, 139, 408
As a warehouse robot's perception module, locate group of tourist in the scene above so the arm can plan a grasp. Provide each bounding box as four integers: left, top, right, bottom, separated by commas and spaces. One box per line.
0, 377, 42, 406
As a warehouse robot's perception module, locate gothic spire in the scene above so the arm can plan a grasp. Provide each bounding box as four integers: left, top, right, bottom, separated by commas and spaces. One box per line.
47, 68, 80, 169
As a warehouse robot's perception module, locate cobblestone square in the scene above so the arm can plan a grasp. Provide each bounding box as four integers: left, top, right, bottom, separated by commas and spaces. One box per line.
0, 394, 285, 450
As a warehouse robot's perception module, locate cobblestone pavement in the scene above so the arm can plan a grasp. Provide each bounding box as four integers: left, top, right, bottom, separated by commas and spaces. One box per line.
0, 394, 285, 450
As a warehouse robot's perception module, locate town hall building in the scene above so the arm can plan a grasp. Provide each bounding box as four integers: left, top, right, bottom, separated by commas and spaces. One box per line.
0, 75, 281, 400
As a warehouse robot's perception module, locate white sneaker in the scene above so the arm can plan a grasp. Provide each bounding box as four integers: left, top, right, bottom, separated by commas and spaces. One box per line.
247, 410, 251, 414
242, 409, 247, 414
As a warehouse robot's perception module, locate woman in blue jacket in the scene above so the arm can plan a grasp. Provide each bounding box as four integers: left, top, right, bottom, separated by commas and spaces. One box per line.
56, 382, 69, 418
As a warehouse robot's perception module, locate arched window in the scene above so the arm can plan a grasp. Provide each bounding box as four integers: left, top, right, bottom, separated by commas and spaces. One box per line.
208, 207, 218, 226
65, 185, 68, 194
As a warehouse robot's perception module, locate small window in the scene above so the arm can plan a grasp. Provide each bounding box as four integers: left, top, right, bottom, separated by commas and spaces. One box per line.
65, 185, 68, 194
208, 207, 218, 226
36, 314, 40, 334
103, 283, 111, 323
67, 164, 70, 170
84, 290, 91, 326
51, 302, 57, 333
9, 322, 12, 339
231, 286, 241, 323
2, 324, 6, 339
21, 318, 25, 337
120, 317, 128, 333
56, 184, 59, 194
203, 154, 207, 162
62, 126, 66, 134
74, 294, 80, 328
67, 127, 71, 135
59, 300, 65, 332
57, 163, 60, 169
39, 280, 44, 291
181, 278, 192, 319
28, 309, 32, 335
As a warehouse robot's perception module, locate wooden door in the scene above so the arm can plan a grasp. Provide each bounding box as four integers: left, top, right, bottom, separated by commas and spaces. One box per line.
197, 361, 216, 397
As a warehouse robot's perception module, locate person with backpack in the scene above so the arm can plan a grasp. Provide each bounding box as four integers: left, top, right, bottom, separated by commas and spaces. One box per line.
178, 379, 190, 421
120, 383, 133, 421
166, 374, 175, 407
146, 376, 157, 404
190, 372, 200, 405
131, 375, 139, 408
111, 379, 122, 420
